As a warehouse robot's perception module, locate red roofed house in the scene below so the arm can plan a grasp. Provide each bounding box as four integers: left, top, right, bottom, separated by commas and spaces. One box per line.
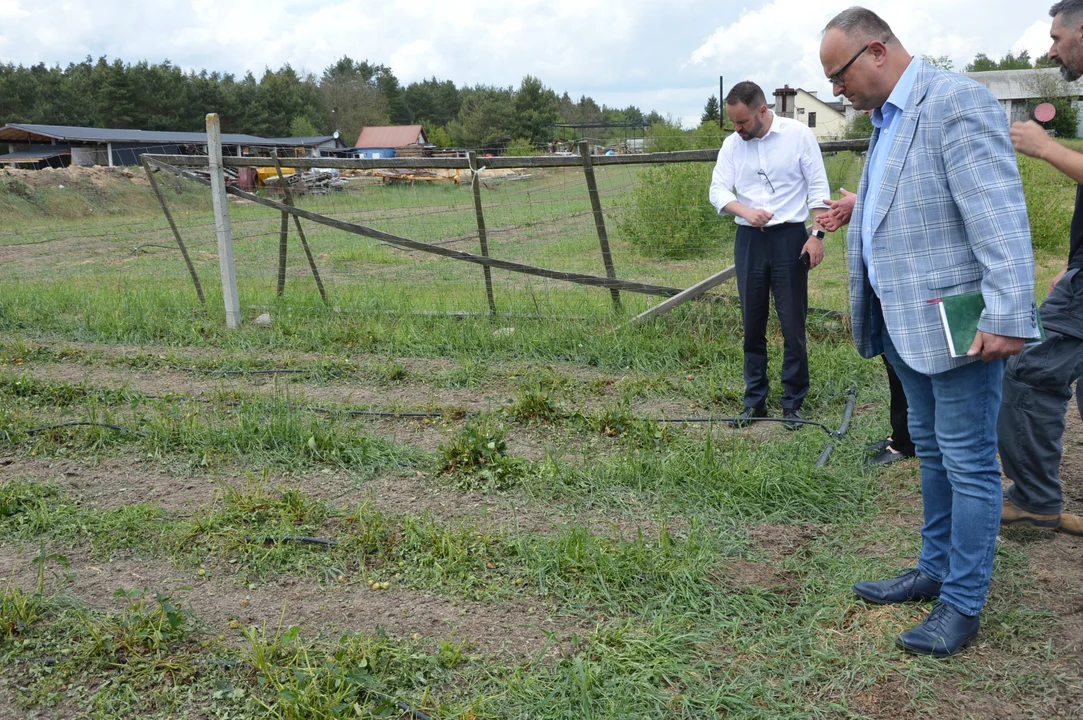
353, 125, 428, 159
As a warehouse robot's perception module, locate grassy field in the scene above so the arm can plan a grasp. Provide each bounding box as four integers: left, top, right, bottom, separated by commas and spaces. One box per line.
0, 153, 1080, 719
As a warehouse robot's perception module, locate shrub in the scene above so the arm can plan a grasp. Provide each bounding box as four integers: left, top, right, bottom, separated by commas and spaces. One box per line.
616, 163, 735, 258
503, 137, 538, 157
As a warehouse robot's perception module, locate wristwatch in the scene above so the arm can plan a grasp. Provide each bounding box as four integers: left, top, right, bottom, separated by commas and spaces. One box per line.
812, 229, 826, 239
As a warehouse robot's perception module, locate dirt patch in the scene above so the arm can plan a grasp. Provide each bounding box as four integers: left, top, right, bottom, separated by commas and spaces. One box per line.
0, 545, 581, 662
1, 455, 219, 516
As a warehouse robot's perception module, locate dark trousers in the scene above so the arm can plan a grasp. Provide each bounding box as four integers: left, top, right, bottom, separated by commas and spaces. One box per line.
1000, 268, 1083, 514
734, 223, 809, 411
882, 353, 915, 455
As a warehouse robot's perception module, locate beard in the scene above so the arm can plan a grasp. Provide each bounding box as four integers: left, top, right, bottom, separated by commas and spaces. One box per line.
1061, 62, 1082, 82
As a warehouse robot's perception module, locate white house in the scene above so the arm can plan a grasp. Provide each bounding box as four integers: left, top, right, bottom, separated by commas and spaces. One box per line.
771, 86, 849, 140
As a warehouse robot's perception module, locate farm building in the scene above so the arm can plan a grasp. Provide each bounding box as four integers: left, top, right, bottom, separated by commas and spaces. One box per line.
0, 123, 346, 168
771, 86, 848, 140
963, 68, 1083, 135
352, 125, 428, 159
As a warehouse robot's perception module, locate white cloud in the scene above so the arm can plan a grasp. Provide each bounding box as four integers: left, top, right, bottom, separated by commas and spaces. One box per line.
0, 1, 1067, 125
1012, 20, 1053, 61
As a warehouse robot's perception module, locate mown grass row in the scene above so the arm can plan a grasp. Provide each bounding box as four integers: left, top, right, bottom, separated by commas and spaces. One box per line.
0, 371, 875, 522
0, 474, 1074, 719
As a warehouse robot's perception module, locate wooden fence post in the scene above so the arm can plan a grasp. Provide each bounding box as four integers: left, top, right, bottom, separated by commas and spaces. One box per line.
206, 113, 241, 329
578, 140, 621, 311
141, 157, 206, 304
271, 152, 328, 304
467, 151, 497, 317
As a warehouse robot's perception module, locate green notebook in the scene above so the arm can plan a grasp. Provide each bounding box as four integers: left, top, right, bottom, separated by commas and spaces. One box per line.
933, 291, 1046, 357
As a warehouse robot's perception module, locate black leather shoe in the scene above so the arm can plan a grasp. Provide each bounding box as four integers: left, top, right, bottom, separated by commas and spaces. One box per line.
865, 438, 892, 453
896, 603, 980, 657
866, 446, 909, 466
782, 408, 803, 431
729, 405, 767, 429
853, 568, 942, 605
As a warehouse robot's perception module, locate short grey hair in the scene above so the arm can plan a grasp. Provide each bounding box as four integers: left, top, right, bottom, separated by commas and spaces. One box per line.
823, 6, 896, 43
1051, 0, 1083, 22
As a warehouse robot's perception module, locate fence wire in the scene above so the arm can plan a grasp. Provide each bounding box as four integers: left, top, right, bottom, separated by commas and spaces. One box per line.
1, 138, 868, 325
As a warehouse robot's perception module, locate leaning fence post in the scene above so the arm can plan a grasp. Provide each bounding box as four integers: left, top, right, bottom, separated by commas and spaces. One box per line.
578, 140, 621, 311
206, 113, 241, 329
272, 151, 328, 304
141, 156, 206, 304
467, 151, 497, 317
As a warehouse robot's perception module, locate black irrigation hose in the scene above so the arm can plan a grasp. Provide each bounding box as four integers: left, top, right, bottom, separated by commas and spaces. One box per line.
167, 365, 311, 376
815, 387, 858, 467
131, 244, 180, 254
25, 422, 147, 438
249, 535, 338, 548
650, 415, 840, 438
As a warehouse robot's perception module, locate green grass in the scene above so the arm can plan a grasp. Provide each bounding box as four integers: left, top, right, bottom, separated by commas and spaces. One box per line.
0, 152, 1079, 718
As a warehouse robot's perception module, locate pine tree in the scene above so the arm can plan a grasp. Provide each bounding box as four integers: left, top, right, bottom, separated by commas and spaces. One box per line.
701, 95, 720, 125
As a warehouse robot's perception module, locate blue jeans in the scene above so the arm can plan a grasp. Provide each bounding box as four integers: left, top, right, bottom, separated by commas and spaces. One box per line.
882, 331, 1006, 617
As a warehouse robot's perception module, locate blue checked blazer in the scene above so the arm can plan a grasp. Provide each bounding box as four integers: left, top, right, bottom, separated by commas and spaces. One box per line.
849, 61, 1039, 375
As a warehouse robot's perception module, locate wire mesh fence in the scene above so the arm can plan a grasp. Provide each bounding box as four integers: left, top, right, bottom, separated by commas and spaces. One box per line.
1, 137, 868, 328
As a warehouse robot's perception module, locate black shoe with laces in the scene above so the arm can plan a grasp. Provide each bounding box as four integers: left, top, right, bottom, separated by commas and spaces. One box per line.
729, 405, 767, 429
895, 603, 980, 657
782, 408, 803, 431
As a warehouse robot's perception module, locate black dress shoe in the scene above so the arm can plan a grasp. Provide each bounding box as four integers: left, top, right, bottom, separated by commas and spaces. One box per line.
782, 408, 803, 431
896, 603, 980, 657
865, 446, 909, 466
853, 568, 942, 605
865, 438, 892, 453
729, 405, 767, 429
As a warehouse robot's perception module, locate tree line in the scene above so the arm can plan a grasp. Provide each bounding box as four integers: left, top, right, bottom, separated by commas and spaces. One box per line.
0, 55, 664, 150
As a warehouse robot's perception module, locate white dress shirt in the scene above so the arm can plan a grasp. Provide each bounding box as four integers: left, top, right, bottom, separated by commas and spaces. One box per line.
708, 113, 830, 227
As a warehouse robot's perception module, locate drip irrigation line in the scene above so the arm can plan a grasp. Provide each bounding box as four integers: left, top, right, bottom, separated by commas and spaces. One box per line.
167, 365, 312, 376
249, 535, 338, 548
816, 387, 858, 467
648, 415, 840, 438
25, 422, 147, 438
131, 244, 180, 254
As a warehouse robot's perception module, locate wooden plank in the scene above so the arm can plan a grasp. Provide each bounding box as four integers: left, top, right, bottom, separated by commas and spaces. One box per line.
467, 152, 496, 316
579, 141, 620, 311
628, 265, 737, 326
141, 157, 206, 304
142, 139, 870, 173
205, 114, 241, 329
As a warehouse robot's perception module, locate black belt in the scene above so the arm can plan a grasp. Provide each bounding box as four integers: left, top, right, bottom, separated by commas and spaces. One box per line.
738, 222, 806, 234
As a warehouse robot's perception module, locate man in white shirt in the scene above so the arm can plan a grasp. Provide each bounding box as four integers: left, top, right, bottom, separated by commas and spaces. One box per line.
709, 81, 831, 430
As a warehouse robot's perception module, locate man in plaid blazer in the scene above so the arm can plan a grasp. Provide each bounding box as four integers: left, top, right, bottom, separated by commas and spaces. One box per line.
820, 7, 1039, 657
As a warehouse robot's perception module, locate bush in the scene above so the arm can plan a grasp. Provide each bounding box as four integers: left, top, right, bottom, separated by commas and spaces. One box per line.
503, 137, 538, 157
616, 163, 735, 258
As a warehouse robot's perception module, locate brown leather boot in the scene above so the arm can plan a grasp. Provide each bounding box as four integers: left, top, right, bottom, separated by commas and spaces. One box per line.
1001, 499, 1060, 530
1057, 512, 1083, 537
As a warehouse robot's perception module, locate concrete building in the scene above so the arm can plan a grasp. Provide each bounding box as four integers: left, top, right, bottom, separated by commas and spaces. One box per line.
964, 68, 1083, 135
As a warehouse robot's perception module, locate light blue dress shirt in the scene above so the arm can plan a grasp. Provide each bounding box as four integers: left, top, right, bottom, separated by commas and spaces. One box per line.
862, 56, 920, 295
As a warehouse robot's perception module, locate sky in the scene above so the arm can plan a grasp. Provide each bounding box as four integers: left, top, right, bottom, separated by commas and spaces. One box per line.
0, 0, 1060, 128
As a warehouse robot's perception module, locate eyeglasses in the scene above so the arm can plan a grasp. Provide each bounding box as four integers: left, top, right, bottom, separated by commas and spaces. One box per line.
827, 44, 870, 86
757, 169, 775, 194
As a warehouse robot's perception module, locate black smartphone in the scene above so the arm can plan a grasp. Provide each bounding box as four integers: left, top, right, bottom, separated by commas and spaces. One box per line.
799, 251, 811, 269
